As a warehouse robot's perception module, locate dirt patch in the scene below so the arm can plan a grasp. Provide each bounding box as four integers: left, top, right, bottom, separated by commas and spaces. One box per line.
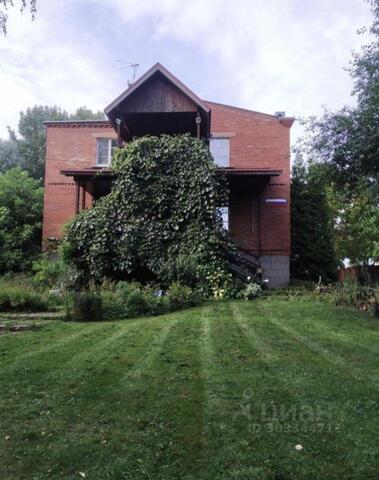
0, 312, 64, 320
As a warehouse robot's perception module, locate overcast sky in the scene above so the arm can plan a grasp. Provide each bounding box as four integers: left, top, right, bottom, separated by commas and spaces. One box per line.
0, 0, 373, 142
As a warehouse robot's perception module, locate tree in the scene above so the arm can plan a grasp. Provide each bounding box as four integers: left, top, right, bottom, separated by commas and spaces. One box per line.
297, 0, 379, 267
0, 105, 106, 180
291, 156, 338, 282
63, 134, 235, 290
12, 106, 68, 180
0, 0, 37, 35
333, 180, 379, 266
0, 137, 20, 172
0, 168, 43, 273
69, 107, 105, 121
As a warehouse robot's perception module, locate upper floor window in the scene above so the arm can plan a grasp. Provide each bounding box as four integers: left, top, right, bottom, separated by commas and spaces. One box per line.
220, 206, 229, 231
209, 137, 230, 167
96, 138, 117, 166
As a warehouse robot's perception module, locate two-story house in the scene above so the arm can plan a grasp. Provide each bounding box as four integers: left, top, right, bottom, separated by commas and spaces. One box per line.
42, 63, 294, 286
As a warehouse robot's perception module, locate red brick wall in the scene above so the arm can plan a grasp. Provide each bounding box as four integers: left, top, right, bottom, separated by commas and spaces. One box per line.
207, 102, 291, 256
43, 104, 292, 257
42, 123, 117, 246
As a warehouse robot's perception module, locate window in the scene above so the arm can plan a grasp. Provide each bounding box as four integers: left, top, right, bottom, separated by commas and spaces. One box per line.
96, 138, 117, 166
209, 138, 230, 167
220, 206, 229, 231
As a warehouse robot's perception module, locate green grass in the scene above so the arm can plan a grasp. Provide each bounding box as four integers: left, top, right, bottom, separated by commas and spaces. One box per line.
0, 298, 378, 479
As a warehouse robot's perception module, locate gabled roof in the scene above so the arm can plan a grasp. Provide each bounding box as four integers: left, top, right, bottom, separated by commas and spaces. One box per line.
105, 62, 210, 115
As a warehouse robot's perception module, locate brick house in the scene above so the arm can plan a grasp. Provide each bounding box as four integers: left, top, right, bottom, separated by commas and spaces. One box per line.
43, 63, 294, 286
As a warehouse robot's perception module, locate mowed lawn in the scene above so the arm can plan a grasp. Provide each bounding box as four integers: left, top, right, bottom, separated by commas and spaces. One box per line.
0, 299, 378, 480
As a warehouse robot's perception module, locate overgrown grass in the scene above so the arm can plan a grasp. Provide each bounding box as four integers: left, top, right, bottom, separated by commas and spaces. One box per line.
0, 276, 53, 312
0, 298, 378, 479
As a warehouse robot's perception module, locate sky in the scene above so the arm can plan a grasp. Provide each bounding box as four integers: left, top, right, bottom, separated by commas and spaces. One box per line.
0, 0, 374, 143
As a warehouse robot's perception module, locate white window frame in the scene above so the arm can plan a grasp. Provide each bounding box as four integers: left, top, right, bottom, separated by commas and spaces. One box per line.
209, 137, 230, 167
219, 206, 229, 231
96, 138, 116, 167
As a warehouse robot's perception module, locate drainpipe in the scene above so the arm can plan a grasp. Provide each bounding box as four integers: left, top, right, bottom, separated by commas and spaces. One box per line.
257, 195, 262, 272
81, 182, 86, 211
75, 180, 80, 214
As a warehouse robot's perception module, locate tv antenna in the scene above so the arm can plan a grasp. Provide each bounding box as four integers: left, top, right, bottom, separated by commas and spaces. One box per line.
114, 61, 140, 86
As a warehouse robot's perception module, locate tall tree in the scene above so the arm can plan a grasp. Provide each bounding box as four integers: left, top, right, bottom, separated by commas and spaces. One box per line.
297, 0, 379, 266
0, 105, 106, 180
13, 106, 68, 180
0, 137, 20, 172
291, 155, 338, 282
0, 168, 43, 272
333, 180, 379, 266
70, 107, 105, 121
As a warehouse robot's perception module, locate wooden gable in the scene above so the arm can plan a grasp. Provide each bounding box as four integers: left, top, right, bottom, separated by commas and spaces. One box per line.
105, 63, 210, 141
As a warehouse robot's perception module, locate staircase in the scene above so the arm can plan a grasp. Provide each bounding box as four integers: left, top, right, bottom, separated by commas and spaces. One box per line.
226, 249, 261, 281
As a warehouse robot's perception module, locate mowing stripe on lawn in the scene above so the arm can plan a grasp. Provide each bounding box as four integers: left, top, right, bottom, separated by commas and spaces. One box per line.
278, 307, 379, 357
90, 308, 208, 479
235, 300, 379, 394
266, 316, 379, 388
225, 302, 377, 478
120, 316, 179, 385
0, 322, 109, 372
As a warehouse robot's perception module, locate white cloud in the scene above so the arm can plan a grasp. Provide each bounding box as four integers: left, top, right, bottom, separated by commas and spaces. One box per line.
0, 2, 120, 136
0, 0, 374, 144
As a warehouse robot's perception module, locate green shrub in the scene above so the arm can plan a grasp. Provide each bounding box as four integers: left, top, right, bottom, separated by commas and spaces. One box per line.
124, 289, 152, 317
242, 282, 263, 300
66, 281, 201, 322
158, 254, 199, 288
197, 263, 236, 299
65, 291, 103, 322
101, 290, 125, 321
116, 281, 143, 298
0, 168, 44, 274
167, 282, 198, 310
0, 286, 50, 312
148, 295, 169, 316
32, 256, 66, 288
327, 280, 377, 311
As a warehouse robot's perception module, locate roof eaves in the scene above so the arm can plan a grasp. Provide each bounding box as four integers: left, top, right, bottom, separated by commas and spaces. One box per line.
44, 120, 111, 127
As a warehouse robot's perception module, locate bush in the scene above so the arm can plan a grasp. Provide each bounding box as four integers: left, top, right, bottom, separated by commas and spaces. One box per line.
242, 282, 263, 300
116, 281, 143, 298
327, 280, 378, 314
158, 254, 199, 288
101, 290, 125, 321
0, 168, 44, 274
124, 289, 151, 317
167, 282, 198, 310
65, 291, 103, 322
65, 282, 201, 322
32, 256, 67, 288
0, 286, 50, 312
197, 263, 236, 299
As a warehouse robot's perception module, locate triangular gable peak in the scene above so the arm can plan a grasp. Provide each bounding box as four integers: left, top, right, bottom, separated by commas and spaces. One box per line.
105, 63, 211, 142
